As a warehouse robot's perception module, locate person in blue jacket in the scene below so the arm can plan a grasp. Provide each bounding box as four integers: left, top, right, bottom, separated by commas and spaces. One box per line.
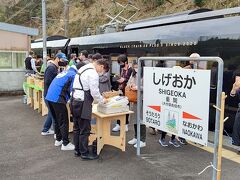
46, 64, 81, 151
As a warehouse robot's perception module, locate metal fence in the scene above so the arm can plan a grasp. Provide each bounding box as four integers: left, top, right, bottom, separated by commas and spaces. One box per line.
136, 57, 224, 180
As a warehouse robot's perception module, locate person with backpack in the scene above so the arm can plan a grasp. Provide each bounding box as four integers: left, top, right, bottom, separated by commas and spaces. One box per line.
25, 51, 35, 74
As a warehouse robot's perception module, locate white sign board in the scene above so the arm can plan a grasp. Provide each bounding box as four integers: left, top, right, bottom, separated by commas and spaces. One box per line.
143, 67, 211, 146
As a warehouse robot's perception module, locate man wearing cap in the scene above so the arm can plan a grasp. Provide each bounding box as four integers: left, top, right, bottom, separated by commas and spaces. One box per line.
45, 55, 80, 151
178, 53, 201, 145
41, 53, 68, 136
184, 53, 200, 69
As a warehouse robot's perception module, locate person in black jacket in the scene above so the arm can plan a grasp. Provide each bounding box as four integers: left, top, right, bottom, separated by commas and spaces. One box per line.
112, 54, 132, 132
25, 51, 35, 74
231, 71, 240, 154
41, 53, 68, 136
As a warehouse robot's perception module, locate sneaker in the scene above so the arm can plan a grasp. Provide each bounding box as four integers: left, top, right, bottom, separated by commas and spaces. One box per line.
112, 124, 120, 132
128, 138, 137, 145
61, 142, 75, 151
54, 140, 63, 147
125, 125, 129, 132
159, 139, 168, 147
54, 134, 56, 140
169, 139, 180, 147
134, 141, 146, 148
41, 129, 54, 136
178, 138, 188, 145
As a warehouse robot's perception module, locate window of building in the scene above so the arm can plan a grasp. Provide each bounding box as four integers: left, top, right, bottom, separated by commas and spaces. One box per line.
0, 52, 12, 68
13, 52, 27, 68
0, 51, 27, 69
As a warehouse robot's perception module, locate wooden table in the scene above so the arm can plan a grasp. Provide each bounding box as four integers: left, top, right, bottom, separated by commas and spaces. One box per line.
91, 105, 134, 155
66, 103, 74, 132
25, 77, 74, 133
26, 76, 34, 107
38, 80, 48, 116
33, 79, 41, 110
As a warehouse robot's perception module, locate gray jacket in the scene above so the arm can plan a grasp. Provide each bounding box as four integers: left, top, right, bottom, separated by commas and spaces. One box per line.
99, 72, 111, 94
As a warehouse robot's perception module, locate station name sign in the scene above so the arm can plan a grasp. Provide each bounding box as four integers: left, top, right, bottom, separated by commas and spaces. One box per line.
143, 67, 211, 146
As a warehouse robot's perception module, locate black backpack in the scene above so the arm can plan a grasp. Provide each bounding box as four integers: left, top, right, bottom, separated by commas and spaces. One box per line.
25, 57, 32, 70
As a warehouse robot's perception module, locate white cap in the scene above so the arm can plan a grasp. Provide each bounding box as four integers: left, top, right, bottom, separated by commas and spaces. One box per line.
189, 53, 200, 58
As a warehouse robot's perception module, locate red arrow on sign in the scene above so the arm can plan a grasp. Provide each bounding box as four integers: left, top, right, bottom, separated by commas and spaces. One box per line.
148, 106, 161, 112
182, 111, 201, 120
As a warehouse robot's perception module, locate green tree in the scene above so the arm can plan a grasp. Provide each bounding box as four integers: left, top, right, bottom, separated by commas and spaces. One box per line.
156, 0, 165, 6
0, 7, 5, 21
193, 0, 205, 7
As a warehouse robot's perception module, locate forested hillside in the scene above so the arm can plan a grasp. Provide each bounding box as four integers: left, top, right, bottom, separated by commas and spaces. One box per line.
0, 0, 239, 38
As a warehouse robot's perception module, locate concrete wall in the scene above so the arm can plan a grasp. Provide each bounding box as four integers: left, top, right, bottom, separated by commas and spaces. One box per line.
0, 30, 30, 51
0, 69, 25, 91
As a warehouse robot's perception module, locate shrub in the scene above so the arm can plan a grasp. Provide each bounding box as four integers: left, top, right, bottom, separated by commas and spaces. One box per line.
156, 0, 165, 6
193, 0, 205, 7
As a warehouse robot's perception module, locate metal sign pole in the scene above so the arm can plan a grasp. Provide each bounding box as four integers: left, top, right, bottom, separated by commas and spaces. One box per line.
212, 58, 224, 180
136, 57, 223, 180
42, 0, 47, 67
136, 59, 141, 156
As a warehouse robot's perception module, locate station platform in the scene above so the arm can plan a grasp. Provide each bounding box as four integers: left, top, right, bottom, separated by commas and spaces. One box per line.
0, 96, 239, 180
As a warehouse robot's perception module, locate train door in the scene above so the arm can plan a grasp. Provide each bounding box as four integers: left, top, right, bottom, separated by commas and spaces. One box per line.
71, 47, 79, 56
47, 49, 51, 57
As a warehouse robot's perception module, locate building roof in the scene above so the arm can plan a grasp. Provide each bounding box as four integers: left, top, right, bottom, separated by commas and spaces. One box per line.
31, 39, 69, 49
68, 15, 240, 47
0, 22, 38, 36
125, 6, 240, 30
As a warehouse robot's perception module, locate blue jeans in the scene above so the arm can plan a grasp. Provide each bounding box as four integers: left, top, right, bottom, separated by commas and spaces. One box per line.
42, 99, 55, 132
